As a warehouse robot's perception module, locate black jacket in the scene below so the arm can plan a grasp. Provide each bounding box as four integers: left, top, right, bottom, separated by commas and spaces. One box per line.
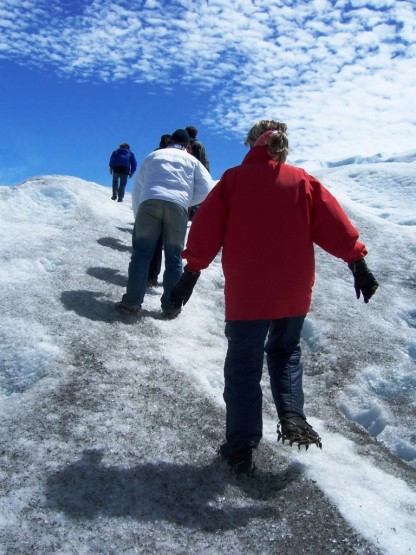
189, 139, 210, 172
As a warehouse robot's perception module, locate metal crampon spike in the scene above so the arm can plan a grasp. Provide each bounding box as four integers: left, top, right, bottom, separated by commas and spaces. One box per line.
278, 431, 322, 450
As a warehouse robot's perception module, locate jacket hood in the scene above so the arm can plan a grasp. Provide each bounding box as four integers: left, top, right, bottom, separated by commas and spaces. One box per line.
242, 146, 273, 165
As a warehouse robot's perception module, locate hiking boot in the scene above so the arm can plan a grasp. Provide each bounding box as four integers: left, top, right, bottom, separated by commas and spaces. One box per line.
117, 198, 123, 203
115, 301, 141, 315
111, 195, 117, 200
162, 308, 181, 319
278, 413, 322, 449
218, 443, 255, 476
147, 279, 158, 287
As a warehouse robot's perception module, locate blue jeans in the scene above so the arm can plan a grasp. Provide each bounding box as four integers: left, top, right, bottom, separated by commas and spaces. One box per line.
223, 316, 306, 452
122, 200, 189, 310
112, 172, 128, 200
148, 235, 163, 282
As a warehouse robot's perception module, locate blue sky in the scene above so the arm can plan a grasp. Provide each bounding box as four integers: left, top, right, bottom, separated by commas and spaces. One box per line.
0, 0, 415, 189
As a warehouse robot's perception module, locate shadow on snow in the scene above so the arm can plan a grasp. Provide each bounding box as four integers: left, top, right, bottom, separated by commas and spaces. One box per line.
44, 449, 302, 531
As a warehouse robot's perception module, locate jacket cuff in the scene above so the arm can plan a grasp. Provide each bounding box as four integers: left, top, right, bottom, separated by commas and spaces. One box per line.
184, 264, 201, 275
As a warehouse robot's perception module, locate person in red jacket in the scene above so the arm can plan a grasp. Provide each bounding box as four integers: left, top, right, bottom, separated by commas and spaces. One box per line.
170, 120, 379, 475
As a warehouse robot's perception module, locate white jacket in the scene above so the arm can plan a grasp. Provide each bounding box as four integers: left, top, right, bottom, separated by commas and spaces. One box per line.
132, 145, 213, 217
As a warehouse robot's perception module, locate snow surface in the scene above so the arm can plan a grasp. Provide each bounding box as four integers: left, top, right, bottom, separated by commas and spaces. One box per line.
0, 156, 416, 554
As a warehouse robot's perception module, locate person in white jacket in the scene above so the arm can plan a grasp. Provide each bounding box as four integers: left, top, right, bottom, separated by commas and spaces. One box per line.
117, 129, 213, 318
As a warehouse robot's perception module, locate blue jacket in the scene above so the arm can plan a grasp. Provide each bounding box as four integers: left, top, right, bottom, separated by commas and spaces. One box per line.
109, 148, 137, 175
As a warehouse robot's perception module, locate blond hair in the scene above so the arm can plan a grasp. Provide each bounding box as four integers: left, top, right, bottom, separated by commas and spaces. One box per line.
244, 120, 289, 163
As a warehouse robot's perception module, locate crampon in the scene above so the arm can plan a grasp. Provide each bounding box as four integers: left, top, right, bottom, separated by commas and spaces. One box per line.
277, 413, 322, 450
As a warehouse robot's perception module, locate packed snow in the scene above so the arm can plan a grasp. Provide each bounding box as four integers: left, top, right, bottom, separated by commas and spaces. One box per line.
0, 153, 415, 554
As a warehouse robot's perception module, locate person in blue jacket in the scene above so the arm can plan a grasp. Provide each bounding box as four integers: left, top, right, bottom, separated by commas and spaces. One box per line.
109, 143, 137, 202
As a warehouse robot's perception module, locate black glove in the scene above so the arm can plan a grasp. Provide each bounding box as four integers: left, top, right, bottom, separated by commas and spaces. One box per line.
169, 269, 200, 308
348, 259, 379, 303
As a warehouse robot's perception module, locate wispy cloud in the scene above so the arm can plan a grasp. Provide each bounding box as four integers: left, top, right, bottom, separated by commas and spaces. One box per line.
0, 0, 415, 159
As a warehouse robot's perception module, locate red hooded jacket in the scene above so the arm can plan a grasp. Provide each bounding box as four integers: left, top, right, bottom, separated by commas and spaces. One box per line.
182, 146, 367, 320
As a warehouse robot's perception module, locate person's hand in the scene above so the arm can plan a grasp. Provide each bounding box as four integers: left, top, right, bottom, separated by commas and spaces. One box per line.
109, 168, 113, 175
129, 172, 133, 178
169, 269, 200, 308
348, 259, 379, 303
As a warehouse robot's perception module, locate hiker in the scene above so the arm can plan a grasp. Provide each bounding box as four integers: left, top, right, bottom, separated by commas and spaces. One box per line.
185, 126, 210, 171
109, 143, 137, 202
169, 120, 379, 474
185, 126, 210, 220
157, 134, 172, 149
147, 134, 173, 286
116, 129, 212, 319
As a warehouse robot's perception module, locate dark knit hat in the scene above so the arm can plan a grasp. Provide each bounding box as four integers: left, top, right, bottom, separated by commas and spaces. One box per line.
171, 129, 190, 145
